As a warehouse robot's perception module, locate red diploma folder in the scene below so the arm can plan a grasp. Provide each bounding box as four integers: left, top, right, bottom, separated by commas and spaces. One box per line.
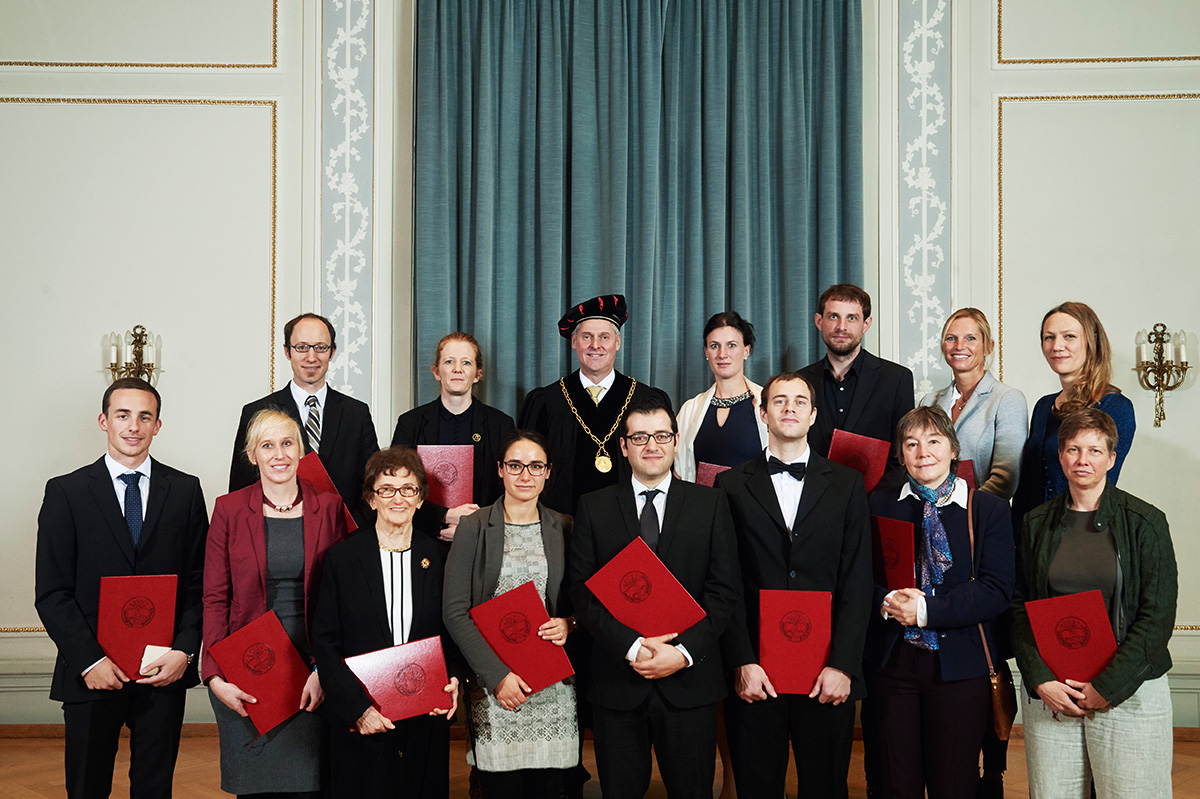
870, 516, 916, 590
585, 537, 706, 638
97, 574, 177, 679
758, 589, 832, 695
956, 459, 977, 489
827, 429, 891, 493
297, 452, 358, 533
207, 610, 313, 736
468, 581, 575, 694
345, 636, 452, 722
1025, 590, 1118, 683
695, 462, 731, 488
417, 445, 474, 507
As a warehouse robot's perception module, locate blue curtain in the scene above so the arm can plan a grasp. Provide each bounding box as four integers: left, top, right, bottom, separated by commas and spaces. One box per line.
413, 0, 862, 414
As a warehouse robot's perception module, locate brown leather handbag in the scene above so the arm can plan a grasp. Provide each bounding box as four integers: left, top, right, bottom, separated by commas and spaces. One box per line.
967, 489, 1018, 741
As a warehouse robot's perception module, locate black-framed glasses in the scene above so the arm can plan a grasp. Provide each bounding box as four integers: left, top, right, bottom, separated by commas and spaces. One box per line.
622, 431, 675, 446
373, 485, 420, 498
289, 343, 332, 354
502, 460, 549, 476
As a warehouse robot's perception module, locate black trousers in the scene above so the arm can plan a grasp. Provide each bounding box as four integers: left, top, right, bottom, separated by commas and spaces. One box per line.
478, 767, 568, 799
724, 691, 855, 799
592, 692, 718, 799
864, 644, 990, 799
62, 683, 186, 799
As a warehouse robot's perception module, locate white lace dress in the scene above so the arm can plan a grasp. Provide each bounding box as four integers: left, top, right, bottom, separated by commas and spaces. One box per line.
467, 520, 579, 771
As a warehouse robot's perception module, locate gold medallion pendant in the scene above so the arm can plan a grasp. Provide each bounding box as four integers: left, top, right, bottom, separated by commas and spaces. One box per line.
594, 453, 613, 473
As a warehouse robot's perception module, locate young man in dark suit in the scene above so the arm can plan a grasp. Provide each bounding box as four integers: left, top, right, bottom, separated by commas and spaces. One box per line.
798, 284, 915, 460
715, 371, 871, 799
35, 378, 208, 799
229, 312, 378, 520
568, 394, 741, 799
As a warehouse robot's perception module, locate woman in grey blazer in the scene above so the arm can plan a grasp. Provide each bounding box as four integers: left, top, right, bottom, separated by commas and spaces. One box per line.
922, 308, 1028, 501
442, 429, 579, 799
919, 307, 1026, 798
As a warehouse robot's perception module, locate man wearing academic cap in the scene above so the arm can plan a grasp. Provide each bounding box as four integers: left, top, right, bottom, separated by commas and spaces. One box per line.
519, 294, 674, 516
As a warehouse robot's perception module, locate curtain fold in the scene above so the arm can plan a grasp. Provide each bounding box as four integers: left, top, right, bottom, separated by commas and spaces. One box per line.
414, 0, 862, 413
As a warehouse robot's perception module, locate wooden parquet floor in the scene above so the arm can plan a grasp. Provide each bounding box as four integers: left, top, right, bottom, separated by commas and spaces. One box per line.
3, 735, 1200, 797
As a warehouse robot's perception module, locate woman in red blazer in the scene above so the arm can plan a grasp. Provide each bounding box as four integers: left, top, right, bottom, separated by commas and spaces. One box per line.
202, 408, 348, 797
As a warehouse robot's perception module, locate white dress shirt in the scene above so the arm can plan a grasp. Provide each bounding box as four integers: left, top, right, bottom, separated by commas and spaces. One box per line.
765, 445, 810, 531
624, 474, 693, 667
289, 381, 329, 421
378, 549, 415, 645
578, 369, 615, 403
104, 452, 151, 521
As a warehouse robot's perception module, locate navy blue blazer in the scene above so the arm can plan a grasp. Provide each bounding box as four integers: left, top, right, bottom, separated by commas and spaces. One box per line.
865, 487, 1014, 682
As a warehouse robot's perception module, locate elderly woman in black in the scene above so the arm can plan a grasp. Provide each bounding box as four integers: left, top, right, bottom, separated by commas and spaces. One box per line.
313, 447, 459, 798
863, 406, 1014, 799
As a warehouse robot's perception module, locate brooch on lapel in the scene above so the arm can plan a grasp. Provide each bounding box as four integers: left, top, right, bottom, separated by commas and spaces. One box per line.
472, 433, 482, 442
421, 558, 430, 570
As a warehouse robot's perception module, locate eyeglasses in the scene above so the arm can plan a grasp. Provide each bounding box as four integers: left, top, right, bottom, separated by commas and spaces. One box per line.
502, 461, 549, 476
622, 431, 675, 446
289, 343, 332, 354
373, 485, 420, 498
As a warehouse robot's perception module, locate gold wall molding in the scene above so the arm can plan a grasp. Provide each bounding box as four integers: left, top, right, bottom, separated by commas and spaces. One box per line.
997, 0, 1200, 65
0, 0, 277, 69
0, 95, 278, 387
995, 92, 1200, 380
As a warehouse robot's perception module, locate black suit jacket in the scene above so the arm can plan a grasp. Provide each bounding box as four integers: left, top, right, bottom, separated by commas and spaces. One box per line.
35, 456, 209, 703
568, 479, 741, 711
798, 349, 915, 461
519, 370, 673, 515
715, 452, 872, 696
312, 524, 451, 728
229, 383, 379, 520
392, 397, 515, 525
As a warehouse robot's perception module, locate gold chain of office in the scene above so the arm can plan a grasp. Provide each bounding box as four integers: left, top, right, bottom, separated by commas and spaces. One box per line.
559, 378, 637, 473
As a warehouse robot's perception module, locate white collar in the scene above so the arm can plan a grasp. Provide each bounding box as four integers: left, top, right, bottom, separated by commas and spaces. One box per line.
632, 472, 672, 497
289, 380, 328, 408
764, 444, 811, 466
105, 452, 152, 481
899, 475, 968, 508
579, 370, 616, 391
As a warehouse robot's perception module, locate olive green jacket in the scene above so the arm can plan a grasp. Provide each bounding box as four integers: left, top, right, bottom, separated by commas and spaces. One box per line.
1011, 482, 1177, 707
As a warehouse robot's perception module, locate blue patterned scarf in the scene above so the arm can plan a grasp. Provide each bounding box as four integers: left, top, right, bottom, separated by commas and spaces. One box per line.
904, 473, 956, 651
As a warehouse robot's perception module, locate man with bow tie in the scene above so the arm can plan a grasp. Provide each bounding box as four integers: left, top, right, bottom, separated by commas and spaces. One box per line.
715, 371, 871, 799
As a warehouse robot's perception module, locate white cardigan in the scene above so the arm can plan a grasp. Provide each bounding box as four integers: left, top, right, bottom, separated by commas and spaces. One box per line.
675, 378, 769, 482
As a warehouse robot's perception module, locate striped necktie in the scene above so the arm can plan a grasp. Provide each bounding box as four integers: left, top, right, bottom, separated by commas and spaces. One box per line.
305, 395, 321, 453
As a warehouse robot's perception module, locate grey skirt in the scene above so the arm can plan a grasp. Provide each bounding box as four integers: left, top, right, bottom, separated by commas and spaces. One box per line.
209, 689, 324, 794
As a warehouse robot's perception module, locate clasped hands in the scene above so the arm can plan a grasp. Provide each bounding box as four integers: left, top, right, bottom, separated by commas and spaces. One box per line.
84, 650, 190, 691
881, 588, 925, 627
1035, 679, 1110, 718
630, 633, 687, 680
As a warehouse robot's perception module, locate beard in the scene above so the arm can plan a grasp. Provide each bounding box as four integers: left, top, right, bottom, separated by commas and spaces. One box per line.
825, 334, 861, 357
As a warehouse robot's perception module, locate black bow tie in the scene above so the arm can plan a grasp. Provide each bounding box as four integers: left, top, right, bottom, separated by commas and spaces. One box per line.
767, 457, 807, 481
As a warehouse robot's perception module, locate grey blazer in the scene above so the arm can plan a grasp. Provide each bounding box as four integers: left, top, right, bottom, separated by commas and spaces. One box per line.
921, 371, 1028, 500
442, 499, 571, 691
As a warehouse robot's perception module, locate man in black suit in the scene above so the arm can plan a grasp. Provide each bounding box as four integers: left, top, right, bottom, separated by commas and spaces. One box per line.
569, 394, 740, 799
229, 312, 378, 520
519, 294, 673, 516
35, 378, 208, 799
798, 284, 915, 460
715, 371, 871, 799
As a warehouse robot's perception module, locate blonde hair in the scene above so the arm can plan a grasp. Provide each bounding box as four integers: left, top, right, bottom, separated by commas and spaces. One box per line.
941, 308, 995, 366
1041, 301, 1119, 414
244, 408, 303, 465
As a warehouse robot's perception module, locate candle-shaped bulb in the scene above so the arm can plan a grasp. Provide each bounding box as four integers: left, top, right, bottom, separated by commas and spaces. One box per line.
1177, 330, 1188, 364
155, 335, 163, 370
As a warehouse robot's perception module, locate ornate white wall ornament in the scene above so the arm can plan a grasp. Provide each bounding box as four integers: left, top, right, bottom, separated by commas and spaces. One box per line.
898, 0, 952, 397
322, 0, 373, 398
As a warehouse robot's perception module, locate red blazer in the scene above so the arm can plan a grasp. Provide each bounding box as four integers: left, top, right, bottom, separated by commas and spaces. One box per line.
202, 479, 348, 683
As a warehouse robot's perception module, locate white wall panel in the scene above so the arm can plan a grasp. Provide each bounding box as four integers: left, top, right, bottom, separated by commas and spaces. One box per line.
999, 0, 1200, 64
0, 0, 276, 67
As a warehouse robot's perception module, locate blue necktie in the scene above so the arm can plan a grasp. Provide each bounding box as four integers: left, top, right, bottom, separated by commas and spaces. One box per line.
119, 472, 143, 549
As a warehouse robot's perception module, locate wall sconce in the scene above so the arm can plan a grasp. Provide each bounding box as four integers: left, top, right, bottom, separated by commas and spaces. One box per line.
1134, 323, 1188, 427
107, 325, 162, 386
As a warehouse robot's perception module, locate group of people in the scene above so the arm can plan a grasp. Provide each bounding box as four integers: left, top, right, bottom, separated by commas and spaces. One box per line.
33, 285, 1176, 799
